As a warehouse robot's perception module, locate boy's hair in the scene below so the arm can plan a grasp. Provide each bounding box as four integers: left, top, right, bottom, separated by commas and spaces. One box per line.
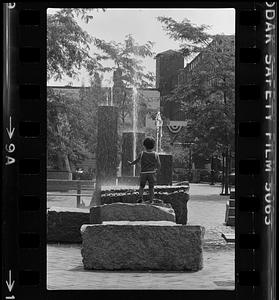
143, 137, 155, 150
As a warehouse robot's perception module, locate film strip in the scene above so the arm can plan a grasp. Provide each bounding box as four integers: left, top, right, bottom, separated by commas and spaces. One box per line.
2, 2, 276, 300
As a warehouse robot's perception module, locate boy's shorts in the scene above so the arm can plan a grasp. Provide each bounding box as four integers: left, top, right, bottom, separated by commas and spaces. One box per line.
139, 173, 156, 188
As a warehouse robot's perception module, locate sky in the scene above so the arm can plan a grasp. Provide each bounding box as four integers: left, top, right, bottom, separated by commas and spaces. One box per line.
47, 8, 235, 87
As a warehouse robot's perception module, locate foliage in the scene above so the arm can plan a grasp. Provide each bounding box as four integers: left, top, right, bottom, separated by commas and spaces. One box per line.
93, 34, 156, 128
47, 8, 107, 171
157, 16, 212, 56
47, 9, 157, 170
47, 8, 104, 81
47, 88, 89, 170
158, 16, 235, 161
47, 74, 106, 170
94, 34, 155, 88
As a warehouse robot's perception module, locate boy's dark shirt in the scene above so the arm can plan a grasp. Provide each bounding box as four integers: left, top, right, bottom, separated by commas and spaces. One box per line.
132, 151, 160, 173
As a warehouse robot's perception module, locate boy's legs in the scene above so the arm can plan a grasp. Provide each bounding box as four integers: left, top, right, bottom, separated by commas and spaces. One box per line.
148, 173, 155, 203
138, 174, 147, 203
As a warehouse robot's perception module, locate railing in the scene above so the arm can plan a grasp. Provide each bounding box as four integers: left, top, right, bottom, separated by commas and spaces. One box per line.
47, 179, 95, 207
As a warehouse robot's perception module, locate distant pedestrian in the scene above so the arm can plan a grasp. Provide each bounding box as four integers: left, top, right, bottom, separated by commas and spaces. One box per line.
128, 137, 161, 203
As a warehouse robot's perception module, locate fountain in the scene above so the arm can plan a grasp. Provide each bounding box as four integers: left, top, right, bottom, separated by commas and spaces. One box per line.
119, 85, 145, 185
155, 111, 163, 152
132, 86, 138, 177
90, 79, 119, 206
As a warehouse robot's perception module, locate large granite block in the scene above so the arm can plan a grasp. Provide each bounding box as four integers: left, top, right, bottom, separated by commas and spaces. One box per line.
47, 207, 89, 243
81, 222, 205, 271
90, 202, 175, 223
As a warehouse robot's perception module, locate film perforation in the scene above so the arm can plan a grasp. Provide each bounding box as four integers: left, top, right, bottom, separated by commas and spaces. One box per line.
19, 196, 41, 211
19, 47, 40, 63
239, 47, 261, 63
239, 10, 261, 26
239, 84, 260, 101
19, 9, 40, 26
238, 271, 260, 286
19, 121, 40, 137
19, 233, 40, 248
18, 270, 40, 286
239, 159, 261, 175
239, 195, 260, 212
19, 84, 40, 100
19, 159, 40, 175
238, 211, 254, 234
238, 122, 261, 137
239, 233, 260, 249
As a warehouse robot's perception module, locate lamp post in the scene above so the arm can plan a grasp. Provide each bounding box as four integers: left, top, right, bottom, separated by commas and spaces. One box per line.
76, 168, 83, 208
184, 138, 198, 182
210, 155, 215, 185
220, 146, 230, 195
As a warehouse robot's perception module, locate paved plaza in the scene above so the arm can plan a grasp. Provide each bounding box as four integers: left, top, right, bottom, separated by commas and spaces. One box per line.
47, 183, 235, 290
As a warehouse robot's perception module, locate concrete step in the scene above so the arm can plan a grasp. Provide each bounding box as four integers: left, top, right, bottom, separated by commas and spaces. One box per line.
226, 216, 235, 226
221, 232, 235, 242
228, 207, 235, 216
229, 199, 235, 207
230, 191, 235, 199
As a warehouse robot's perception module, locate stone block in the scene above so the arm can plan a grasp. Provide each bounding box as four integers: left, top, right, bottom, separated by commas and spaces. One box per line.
47, 207, 89, 243
158, 192, 189, 225
100, 188, 189, 225
157, 154, 173, 185
90, 202, 175, 223
81, 222, 205, 271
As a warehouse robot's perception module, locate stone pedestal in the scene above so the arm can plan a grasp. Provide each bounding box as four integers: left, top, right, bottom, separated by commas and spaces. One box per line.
90, 202, 175, 223
81, 223, 205, 271
157, 154, 173, 185
121, 131, 145, 176
96, 106, 118, 187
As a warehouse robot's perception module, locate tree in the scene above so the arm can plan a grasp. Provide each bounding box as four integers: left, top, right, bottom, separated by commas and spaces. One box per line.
79, 73, 107, 155
94, 35, 156, 128
47, 88, 89, 171
47, 74, 106, 172
47, 8, 104, 81
158, 16, 235, 161
94, 34, 155, 87
47, 9, 106, 172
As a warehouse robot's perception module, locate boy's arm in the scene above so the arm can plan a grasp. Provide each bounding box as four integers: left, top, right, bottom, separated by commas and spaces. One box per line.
128, 152, 142, 165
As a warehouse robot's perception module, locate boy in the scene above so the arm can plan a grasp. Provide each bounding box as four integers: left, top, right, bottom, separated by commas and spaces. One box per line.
128, 137, 161, 203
